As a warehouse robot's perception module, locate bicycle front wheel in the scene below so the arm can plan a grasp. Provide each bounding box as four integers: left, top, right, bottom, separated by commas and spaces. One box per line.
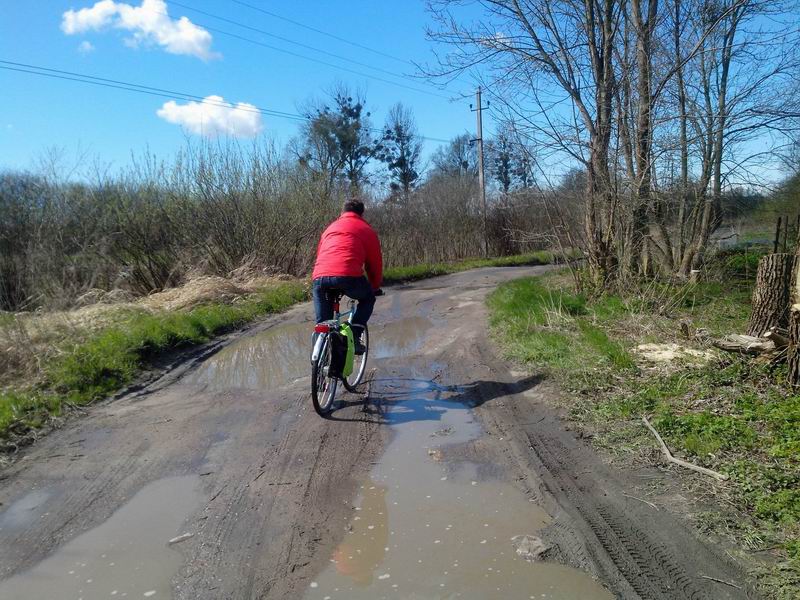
343, 325, 368, 392
311, 335, 337, 416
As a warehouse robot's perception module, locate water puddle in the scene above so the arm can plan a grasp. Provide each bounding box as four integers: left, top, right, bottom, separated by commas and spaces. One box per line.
187, 322, 311, 391
304, 375, 612, 600
0, 475, 202, 600
370, 317, 433, 360
187, 318, 433, 391
0, 487, 54, 532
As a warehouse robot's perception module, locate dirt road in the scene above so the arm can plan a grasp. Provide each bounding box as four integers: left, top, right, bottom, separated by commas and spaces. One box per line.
0, 267, 751, 599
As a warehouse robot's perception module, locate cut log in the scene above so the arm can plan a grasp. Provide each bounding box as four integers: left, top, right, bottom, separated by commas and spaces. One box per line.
713, 334, 776, 355
763, 327, 790, 348
747, 253, 796, 336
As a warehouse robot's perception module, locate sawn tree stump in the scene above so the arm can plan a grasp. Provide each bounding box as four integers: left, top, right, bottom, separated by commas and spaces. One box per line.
747, 253, 796, 337
788, 254, 800, 385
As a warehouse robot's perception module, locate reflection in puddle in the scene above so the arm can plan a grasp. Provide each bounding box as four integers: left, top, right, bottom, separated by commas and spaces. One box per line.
0, 476, 202, 600
305, 374, 613, 600
187, 318, 433, 391
331, 478, 389, 586
371, 317, 432, 360
0, 488, 54, 532
188, 323, 311, 391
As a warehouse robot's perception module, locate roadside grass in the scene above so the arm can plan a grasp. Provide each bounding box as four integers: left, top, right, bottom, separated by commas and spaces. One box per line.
383, 250, 554, 284
487, 257, 799, 598
487, 276, 637, 391
0, 282, 307, 441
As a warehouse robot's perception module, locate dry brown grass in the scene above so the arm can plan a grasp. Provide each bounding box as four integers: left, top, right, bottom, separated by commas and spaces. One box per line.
0, 273, 302, 390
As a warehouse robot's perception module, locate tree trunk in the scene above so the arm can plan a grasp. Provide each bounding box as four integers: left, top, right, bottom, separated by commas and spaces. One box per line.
788, 250, 800, 384
747, 253, 796, 336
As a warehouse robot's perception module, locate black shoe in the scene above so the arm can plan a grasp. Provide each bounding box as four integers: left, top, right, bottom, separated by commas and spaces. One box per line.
354, 341, 366, 355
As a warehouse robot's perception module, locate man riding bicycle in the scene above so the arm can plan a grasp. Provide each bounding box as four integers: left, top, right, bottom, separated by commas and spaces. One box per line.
312, 199, 383, 355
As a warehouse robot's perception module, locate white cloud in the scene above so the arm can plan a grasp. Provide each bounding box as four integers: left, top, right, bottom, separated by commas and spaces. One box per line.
61, 0, 218, 60
156, 96, 263, 138
62, 0, 118, 33
77, 40, 96, 54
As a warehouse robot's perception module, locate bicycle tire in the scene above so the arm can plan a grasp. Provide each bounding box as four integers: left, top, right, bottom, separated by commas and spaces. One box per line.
311, 335, 337, 416
343, 325, 369, 393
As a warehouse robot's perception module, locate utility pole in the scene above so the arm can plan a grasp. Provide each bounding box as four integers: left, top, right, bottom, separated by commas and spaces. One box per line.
472, 87, 488, 258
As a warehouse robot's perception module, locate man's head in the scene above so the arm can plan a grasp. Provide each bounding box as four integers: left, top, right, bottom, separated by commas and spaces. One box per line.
343, 199, 365, 216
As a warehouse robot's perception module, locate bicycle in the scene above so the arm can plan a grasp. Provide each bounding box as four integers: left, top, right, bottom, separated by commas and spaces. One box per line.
310, 289, 381, 416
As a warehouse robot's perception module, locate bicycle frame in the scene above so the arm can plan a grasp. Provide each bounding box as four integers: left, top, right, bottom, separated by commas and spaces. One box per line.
310, 296, 355, 363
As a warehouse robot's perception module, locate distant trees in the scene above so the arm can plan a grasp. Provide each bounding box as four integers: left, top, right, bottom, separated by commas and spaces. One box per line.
486, 128, 535, 194
431, 133, 478, 178
0, 132, 554, 311
375, 103, 423, 198
298, 85, 375, 191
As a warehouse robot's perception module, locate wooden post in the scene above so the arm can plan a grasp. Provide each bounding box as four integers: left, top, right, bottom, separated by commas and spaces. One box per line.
784, 215, 790, 253
774, 216, 782, 254
795, 214, 800, 249
747, 253, 796, 337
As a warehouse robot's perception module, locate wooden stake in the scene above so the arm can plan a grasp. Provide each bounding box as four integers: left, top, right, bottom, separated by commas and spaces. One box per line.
785, 214, 790, 253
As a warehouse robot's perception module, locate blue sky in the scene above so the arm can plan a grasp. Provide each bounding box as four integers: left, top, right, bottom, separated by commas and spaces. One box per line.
0, 0, 486, 174
0, 2, 789, 187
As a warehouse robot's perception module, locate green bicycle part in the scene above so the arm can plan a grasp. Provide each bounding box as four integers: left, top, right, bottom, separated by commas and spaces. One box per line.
340, 322, 355, 377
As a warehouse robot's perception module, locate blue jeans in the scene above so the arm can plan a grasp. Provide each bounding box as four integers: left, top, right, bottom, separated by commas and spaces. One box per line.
312, 276, 375, 330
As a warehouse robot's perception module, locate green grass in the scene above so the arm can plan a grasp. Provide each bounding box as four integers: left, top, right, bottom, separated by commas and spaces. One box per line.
486, 276, 634, 386
0, 282, 307, 438
383, 251, 554, 284
487, 265, 799, 597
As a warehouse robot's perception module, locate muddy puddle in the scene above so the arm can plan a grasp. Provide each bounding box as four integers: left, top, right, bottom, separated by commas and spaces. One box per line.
187, 322, 311, 391
370, 317, 433, 360
187, 318, 433, 391
0, 487, 55, 533
0, 475, 203, 600
305, 374, 613, 600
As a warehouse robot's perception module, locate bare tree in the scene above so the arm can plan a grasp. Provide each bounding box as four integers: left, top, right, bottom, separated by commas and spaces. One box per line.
430, 133, 478, 178
428, 0, 623, 287
376, 103, 423, 199
428, 0, 799, 287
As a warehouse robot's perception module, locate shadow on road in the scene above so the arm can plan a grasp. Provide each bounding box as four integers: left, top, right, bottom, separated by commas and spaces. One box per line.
324, 374, 542, 425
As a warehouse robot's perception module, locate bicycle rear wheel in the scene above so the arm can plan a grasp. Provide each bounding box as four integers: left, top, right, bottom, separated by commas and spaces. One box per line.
343, 325, 368, 392
311, 335, 338, 416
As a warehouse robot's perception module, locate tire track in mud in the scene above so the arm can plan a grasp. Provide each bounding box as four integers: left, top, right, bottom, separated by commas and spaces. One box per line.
524, 428, 703, 599
410, 285, 751, 600
460, 342, 753, 599
177, 391, 386, 600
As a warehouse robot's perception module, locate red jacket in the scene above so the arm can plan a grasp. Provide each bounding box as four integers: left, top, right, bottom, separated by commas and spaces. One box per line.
312, 212, 383, 290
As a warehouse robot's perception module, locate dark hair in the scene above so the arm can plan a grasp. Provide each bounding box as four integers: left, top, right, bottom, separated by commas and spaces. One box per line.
343, 199, 365, 215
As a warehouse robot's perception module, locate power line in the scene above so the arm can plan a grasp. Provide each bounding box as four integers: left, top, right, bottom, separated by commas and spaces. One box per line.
169, 0, 417, 83
0, 60, 304, 121
138, 1, 455, 101
200, 25, 453, 100
228, 0, 412, 66
0, 60, 453, 143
